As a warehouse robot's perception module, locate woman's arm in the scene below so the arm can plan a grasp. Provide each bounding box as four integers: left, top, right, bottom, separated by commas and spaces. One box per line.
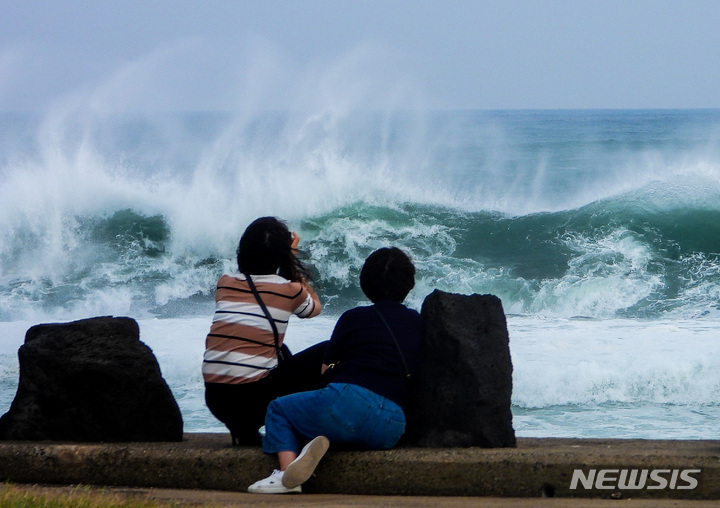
291, 231, 322, 317
301, 279, 322, 317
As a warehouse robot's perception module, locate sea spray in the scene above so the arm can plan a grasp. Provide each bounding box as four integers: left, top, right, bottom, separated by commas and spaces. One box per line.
2, 109, 720, 438
2, 117, 720, 321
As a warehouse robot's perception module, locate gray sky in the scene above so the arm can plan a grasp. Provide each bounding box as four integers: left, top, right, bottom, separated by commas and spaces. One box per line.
2, 0, 719, 112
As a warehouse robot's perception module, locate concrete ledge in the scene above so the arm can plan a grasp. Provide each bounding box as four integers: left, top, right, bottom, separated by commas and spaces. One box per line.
1, 434, 719, 500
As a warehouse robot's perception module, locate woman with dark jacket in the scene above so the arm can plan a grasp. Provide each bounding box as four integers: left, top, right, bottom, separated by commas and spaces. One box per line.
248, 247, 423, 494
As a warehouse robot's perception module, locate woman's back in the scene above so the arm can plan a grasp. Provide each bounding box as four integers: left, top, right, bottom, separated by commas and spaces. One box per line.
323, 301, 423, 409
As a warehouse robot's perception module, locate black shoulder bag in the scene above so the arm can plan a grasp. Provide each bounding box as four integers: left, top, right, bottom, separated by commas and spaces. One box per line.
244, 274, 285, 365
373, 306, 412, 382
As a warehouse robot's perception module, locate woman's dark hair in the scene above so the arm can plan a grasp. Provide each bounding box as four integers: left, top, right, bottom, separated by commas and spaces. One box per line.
236, 217, 309, 281
360, 247, 415, 303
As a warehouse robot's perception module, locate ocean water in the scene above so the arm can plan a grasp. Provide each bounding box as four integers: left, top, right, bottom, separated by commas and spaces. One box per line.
1, 109, 719, 439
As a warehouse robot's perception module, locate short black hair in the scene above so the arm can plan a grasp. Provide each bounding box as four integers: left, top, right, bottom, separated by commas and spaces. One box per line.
236, 217, 309, 281
360, 247, 415, 303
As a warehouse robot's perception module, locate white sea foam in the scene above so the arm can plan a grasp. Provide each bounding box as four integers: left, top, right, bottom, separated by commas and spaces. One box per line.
2, 108, 720, 438
509, 316, 720, 438
2, 315, 719, 439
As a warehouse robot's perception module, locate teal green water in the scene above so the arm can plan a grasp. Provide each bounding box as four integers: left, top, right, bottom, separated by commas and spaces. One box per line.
2, 109, 720, 438
1, 110, 719, 320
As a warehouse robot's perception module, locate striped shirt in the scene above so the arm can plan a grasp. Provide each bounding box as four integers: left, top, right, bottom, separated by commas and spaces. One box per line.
202, 273, 317, 385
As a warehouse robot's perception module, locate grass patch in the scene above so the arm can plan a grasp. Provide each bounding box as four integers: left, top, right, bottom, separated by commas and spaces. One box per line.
0, 484, 182, 508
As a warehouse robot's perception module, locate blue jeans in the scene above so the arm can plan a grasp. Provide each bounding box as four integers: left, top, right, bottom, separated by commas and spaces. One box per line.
262, 383, 406, 454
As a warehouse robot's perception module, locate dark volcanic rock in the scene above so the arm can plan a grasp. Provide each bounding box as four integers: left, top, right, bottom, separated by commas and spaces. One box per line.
405, 290, 516, 448
0, 316, 183, 442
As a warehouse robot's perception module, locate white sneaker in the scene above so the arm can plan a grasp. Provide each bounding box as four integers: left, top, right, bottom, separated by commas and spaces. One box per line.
282, 436, 330, 489
248, 469, 301, 494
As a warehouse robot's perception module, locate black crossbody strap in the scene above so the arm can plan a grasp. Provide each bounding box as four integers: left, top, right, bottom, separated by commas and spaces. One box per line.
244, 273, 284, 363
373, 306, 411, 381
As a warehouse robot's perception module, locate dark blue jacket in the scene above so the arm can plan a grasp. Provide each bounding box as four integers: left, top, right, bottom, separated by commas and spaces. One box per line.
323, 301, 423, 409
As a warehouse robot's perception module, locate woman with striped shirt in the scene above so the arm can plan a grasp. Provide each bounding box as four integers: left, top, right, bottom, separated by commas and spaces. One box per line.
203, 217, 324, 445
